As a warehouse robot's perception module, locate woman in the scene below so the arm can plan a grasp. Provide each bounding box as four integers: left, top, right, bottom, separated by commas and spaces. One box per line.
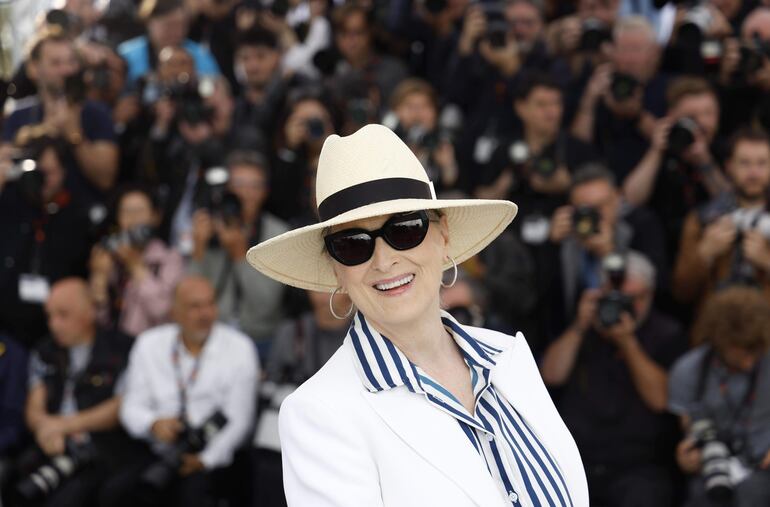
247, 124, 588, 506
90, 185, 184, 336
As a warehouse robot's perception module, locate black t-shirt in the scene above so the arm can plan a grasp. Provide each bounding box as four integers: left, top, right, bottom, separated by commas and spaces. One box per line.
0, 185, 93, 348
554, 309, 686, 469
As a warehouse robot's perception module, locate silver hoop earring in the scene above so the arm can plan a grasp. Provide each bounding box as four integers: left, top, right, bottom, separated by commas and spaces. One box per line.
329, 287, 355, 320
441, 256, 458, 289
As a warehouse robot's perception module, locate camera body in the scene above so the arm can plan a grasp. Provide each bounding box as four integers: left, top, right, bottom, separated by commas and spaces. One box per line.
738, 34, 770, 78
481, 2, 508, 49
506, 140, 559, 180
610, 73, 639, 102
596, 253, 634, 329
142, 411, 228, 489
16, 441, 97, 501
689, 418, 734, 504
573, 206, 601, 238
101, 224, 154, 253
194, 167, 243, 225
579, 18, 611, 53
142, 77, 215, 125
666, 117, 699, 159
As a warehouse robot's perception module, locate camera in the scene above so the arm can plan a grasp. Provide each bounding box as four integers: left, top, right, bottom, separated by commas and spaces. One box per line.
689, 418, 733, 505
101, 224, 154, 253
573, 206, 600, 238
194, 166, 242, 225
142, 76, 216, 125
579, 18, 611, 53
481, 3, 508, 49
5, 145, 46, 206
506, 141, 559, 179
596, 253, 634, 329
738, 34, 770, 78
610, 73, 639, 102
16, 441, 97, 501
305, 117, 326, 141
666, 117, 698, 159
678, 2, 713, 48
142, 411, 228, 489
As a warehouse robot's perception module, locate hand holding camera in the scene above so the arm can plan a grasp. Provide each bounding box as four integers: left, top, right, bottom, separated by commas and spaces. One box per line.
697, 215, 737, 265
549, 205, 573, 243
676, 436, 703, 475
742, 229, 770, 272
572, 288, 601, 335
151, 417, 184, 444
458, 4, 487, 56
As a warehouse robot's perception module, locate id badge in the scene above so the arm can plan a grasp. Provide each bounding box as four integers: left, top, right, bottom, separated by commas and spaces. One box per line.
474, 136, 498, 164
520, 214, 551, 245
19, 274, 50, 304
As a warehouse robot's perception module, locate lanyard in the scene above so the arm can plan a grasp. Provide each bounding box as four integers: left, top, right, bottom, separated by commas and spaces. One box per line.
171, 337, 204, 422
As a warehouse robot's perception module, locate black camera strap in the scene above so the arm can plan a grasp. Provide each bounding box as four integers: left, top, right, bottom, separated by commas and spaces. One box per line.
171, 337, 205, 422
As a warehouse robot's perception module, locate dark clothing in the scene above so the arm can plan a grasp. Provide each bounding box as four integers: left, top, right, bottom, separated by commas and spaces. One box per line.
588, 74, 668, 183
586, 464, 675, 507
232, 76, 289, 143
555, 310, 685, 469
265, 148, 316, 224
0, 335, 27, 456
1, 100, 116, 144
33, 329, 134, 459
0, 186, 93, 348
98, 443, 218, 507
545, 205, 669, 338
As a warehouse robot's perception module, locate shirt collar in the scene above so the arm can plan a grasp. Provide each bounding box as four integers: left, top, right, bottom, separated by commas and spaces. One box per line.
348, 310, 507, 394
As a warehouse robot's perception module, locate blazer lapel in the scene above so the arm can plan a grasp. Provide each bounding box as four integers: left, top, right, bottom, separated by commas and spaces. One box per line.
361, 387, 506, 507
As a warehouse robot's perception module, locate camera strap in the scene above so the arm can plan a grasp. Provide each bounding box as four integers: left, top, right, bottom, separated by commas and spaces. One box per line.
172, 337, 204, 422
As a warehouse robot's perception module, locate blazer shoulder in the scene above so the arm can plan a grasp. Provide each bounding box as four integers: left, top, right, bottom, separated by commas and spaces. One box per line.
463, 325, 527, 353
285, 344, 364, 410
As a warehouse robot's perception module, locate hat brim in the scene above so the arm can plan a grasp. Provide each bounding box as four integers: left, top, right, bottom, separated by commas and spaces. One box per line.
246, 198, 518, 292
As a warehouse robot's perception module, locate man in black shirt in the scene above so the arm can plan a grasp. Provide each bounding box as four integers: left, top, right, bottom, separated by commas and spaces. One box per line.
541, 251, 685, 507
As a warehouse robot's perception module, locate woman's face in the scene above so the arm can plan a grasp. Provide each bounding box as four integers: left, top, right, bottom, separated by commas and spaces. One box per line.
117, 192, 155, 232
330, 213, 450, 331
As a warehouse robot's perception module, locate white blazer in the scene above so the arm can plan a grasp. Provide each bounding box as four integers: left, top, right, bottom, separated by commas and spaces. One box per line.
278, 325, 589, 507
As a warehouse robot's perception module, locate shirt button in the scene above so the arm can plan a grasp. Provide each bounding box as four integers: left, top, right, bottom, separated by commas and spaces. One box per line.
486, 433, 494, 442
508, 491, 518, 503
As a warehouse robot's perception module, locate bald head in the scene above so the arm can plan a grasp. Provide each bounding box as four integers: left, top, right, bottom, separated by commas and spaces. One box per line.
173, 276, 218, 343
46, 278, 96, 347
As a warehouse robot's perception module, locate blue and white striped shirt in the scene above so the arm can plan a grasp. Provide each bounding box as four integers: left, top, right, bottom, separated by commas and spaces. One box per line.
349, 311, 573, 507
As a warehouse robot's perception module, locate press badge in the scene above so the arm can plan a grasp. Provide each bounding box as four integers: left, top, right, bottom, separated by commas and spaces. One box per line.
19, 274, 50, 304
520, 215, 551, 245
474, 136, 498, 164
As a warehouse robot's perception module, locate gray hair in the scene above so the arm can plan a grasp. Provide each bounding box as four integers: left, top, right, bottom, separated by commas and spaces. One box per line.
613, 15, 656, 46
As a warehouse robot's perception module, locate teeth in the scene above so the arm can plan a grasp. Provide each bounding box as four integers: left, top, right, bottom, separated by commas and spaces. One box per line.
375, 274, 414, 291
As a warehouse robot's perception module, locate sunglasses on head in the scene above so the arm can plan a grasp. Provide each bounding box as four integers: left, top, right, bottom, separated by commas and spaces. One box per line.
324, 210, 433, 266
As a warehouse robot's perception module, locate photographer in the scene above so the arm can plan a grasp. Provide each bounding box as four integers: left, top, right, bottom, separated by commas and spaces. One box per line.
232, 27, 289, 142
546, 164, 668, 333
267, 87, 336, 223
718, 7, 770, 135
624, 76, 731, 258
89, 185, 184, 337
189, 150, 289, 354
2, 31, 118, 199
0, 137, 93, 348
106, 276, 258, 507
542, 251, 685, 506
672, 128, 770, 310
118, 0, 219, 87
570, 16, 666, 182
669, 287, 770, 507
476, 72, 598, 208
2, 279, 134, 507
388, 78, 461, 194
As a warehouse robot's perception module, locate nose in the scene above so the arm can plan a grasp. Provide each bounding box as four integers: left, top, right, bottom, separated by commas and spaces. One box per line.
370, 237, 398, 272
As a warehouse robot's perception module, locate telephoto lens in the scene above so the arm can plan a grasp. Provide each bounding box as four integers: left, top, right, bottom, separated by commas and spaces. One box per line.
690, 419, 733, 505
16, 442, 97, 502
666, 117, 698, 158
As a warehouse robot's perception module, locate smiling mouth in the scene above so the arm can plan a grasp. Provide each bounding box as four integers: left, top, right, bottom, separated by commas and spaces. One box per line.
373, 274, 415, 292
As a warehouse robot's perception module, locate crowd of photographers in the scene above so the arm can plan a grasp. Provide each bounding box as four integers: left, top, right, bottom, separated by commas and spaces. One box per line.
1, 0, 770, 506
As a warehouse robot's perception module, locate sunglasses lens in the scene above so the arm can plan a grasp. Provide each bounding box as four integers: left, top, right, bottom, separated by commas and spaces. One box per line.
385, 213, 429, 250
328, 232, 374, 266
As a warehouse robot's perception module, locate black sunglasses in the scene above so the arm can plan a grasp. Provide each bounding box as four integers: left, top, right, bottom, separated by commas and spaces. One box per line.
324, 210, 432, 266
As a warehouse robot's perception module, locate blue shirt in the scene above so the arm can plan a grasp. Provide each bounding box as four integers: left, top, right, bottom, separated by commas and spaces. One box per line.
349, 311, 573, 507
118, 36, 221, 85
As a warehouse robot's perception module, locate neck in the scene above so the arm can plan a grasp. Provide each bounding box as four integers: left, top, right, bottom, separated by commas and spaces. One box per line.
365, 303, 453, 370
524, 126, 556, 153
245, 86, 265, 104
180, 332, 207, 356
243, 204, 261, 226
737, 194, 766, 209
72, 327, 96, 347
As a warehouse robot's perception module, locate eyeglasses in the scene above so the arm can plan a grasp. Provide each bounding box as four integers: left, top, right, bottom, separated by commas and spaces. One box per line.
324, 210, 431, 266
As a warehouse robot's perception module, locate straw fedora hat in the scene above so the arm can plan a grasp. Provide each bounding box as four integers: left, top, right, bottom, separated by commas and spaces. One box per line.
246, 124, 518, 292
